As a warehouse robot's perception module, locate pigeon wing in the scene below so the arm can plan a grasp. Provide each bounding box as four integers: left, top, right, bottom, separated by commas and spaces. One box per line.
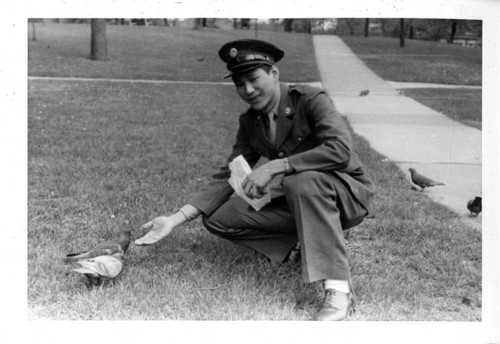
413, 171, 443, 187
64, 242, 124, 262
74, 256, 123, 278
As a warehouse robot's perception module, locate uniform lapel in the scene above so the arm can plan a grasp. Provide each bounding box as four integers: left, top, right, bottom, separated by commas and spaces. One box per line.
275, 83, 295, 149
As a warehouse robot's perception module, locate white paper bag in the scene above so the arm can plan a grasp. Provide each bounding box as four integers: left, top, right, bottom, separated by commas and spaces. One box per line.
228, 155, 271, 211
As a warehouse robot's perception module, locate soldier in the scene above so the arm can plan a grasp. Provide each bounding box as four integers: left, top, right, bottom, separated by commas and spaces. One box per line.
135, 39, 376, 321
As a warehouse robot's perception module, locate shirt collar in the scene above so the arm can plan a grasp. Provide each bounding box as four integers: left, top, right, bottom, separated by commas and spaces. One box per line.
266, 88, 281, 118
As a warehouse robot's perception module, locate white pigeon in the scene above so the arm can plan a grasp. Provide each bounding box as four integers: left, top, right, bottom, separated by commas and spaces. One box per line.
72, 255, 123, 283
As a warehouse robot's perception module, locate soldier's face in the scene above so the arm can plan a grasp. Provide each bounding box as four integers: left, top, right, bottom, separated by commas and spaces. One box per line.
233, 67, 280, 113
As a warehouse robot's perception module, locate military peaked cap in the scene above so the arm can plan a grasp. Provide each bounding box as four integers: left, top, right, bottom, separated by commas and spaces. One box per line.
218, 39, 285, 78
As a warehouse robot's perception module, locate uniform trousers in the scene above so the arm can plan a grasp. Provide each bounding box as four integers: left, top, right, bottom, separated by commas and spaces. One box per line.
202, 170, 367, 283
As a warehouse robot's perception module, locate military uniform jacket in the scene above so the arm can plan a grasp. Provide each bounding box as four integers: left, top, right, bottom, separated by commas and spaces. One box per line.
188, 83, 375, 217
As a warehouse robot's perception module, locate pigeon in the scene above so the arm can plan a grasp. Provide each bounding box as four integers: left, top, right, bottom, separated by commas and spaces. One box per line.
408, 168, 445, 191
467, 196, 482, 217
359, 89, 370, 97
72, 255, 123, 284
64, 230, 132, 263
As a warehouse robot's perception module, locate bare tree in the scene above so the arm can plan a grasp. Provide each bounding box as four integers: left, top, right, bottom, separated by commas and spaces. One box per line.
399, 19, 405, 47
364, 18, 369, 37
283, 19, 294, 32
304, 19, 312, 34
194, 18, 207, 29
28, 19, 38, 41
339, 19, 361, 35
409, 19, 415, 39
448, 20, 458, 43
91, 19, 109, 61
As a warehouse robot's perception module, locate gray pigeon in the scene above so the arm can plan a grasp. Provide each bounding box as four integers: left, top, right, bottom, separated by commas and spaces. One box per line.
408, 168, 444, 191
72, 255, 123, 284
467, 196, 482, 217
359, 89, 370, 97
64, 230, 131, 262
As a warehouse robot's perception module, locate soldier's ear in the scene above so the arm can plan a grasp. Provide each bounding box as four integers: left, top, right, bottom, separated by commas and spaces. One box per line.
271, 66, 280, 80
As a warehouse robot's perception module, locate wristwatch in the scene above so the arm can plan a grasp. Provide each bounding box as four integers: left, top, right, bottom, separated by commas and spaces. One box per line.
283, 157, 292, 174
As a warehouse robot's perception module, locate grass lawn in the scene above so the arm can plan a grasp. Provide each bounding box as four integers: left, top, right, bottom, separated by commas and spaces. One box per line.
402, 88, 482, 130
28, 23, 320, 83
28, 23, 481, 320
340, 36, 482, 85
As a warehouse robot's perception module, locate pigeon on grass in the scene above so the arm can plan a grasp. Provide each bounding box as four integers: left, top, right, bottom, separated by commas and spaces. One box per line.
64, 230, 132, 262
72, 255, 123, 285
408, 168, 445, 192
467, 196, 482, 217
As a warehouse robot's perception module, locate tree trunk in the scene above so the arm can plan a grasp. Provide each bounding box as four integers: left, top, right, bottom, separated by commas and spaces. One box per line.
399, 19, 405, 47
283, 19, 294, 32
448, 20, 458, 43
364, 18, 369, 37
31, 21, 37, 41
91, 19, 109, 61
305, 19, 312, 34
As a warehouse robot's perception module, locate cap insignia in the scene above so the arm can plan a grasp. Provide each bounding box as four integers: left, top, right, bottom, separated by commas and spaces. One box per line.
229, 48, 238, 58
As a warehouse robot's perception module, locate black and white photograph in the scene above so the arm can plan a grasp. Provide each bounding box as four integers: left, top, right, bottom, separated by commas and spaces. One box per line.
2, 0, 500, 343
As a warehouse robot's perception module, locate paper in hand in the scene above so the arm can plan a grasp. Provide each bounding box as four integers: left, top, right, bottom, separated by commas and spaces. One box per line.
228, 155, 271, 211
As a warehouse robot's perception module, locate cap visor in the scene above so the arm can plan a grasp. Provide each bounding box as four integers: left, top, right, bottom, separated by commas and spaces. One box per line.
223, 62, 269, 79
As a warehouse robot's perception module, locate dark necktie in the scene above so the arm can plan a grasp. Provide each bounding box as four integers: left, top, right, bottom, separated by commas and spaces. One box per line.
267, 111, 277, 143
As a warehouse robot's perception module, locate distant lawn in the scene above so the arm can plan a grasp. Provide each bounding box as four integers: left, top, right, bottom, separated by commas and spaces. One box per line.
340, 36, 482, 85
402, 88, 482, 130
28, 23, 320, 82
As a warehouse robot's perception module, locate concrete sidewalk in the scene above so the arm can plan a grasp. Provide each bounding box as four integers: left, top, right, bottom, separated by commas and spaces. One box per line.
313, 35, 482, 230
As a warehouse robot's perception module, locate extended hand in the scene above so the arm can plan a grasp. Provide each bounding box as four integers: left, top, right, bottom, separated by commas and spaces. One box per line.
134, 216, 175, 245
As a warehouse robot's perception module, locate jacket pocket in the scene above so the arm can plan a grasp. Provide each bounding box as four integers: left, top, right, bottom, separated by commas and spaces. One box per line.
284, 126, 312, 152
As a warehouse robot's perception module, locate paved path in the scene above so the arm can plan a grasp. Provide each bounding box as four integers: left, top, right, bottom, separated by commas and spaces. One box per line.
313, 35, 482, 230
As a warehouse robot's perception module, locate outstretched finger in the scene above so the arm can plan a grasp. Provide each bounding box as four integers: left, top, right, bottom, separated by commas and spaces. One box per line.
141, 221, 153, 230
135, 233, 153, 246
134, 237, 147, 246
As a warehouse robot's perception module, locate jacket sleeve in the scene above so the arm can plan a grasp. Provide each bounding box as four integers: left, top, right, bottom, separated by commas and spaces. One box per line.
287, 90, 353, 173
187, 113, 261, 217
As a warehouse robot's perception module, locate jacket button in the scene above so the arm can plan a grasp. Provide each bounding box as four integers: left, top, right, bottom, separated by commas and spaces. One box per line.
278, 152, 285, 158
298, 137, 302, 141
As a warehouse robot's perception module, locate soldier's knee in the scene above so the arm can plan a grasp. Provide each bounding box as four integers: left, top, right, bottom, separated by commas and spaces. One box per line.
202, 213, 240, 239
283, 171, 332, 196
202, 214, 221, 235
